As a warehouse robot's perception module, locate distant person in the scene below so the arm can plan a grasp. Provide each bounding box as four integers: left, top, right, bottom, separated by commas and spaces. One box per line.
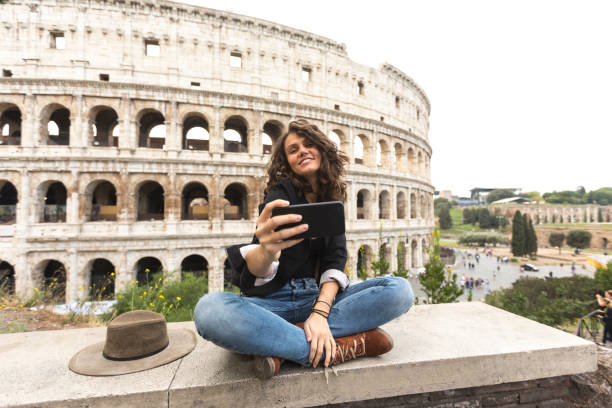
549, 271, 553, 278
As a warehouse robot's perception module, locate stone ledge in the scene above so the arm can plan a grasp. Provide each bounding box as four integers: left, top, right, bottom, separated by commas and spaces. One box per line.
0, 302, 597, 408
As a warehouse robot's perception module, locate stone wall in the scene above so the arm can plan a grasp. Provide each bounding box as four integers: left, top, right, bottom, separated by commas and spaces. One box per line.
0, 0, 435, 302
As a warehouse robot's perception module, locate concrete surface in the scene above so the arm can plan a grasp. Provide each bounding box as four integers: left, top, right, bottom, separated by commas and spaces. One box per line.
0, 302, 597, 408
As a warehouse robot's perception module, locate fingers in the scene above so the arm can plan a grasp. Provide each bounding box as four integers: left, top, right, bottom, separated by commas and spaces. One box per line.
258, 199, 289, 222
309, 337, 317, 365
313, 337, 325, 368
324, 337, 334, 367
304, 323, 312, 342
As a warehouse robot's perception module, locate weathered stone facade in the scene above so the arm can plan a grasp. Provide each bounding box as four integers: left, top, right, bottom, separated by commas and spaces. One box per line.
0, 0, 434, 302
490, 204, 612, 225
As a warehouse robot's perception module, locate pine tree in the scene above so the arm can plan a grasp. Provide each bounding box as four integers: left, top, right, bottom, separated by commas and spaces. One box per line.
418, 230, 463, 303
438, 205, 452, 229
598, 208, 603, 222
523, 213, 530, 255
511, 211, 526, 256
526, 219, 538, 255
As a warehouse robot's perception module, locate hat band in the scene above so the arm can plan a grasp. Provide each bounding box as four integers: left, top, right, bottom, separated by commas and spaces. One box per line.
102, 340, 169, 361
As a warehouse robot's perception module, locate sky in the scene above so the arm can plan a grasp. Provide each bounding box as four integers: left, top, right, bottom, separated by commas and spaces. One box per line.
181, 0, 612, 197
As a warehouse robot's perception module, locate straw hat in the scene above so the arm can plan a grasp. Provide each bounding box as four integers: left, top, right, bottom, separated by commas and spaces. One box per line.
69, 310, 196, 376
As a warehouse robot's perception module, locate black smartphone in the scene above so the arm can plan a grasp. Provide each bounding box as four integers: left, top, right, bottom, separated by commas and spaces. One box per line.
271, 201, 345, 239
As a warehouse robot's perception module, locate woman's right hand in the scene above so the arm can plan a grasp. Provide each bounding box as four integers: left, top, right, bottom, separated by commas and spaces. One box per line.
255, 199, 308, 261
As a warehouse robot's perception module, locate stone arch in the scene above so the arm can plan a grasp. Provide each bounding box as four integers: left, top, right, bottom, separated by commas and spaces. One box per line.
417, 151, 423, 175
84, 180, 117, 222
223, 115, 248, 153
182, 113, 210, 151
0, 103, 21, 145
394, 142, 404, 171
34, 181, 67, 223
182, 182, 209, 220
223, 182, 249, 220
382, 243, 392, 272
410, 192, 417, 219
85, 258, 115, 299
357, 244, 374, 279
376, 139, 390, 168
33, 259, 67, 302
262, 120, 284, 154
136, 181, 165, 221
420, 194, 426, 219
379, 190, 391, 219
88, 105, 119, 147
356, 188, 373, 220
407, 147, 415, 174
328, 128, 347, 151
181, 254, 208, 279
40, 103, 70, 146
354, 134, 365, 165
137, 109, 166, 149
0, 180, 18, 224
0, 260, 15, 294
422, 237, 429, 264
133, 256, 164, 287
396, 191, 407, 219
411, 240, 418, 268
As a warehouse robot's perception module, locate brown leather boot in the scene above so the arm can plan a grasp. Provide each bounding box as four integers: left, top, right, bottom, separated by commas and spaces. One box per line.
332, 328, 394, 365
253, 356, 283, 379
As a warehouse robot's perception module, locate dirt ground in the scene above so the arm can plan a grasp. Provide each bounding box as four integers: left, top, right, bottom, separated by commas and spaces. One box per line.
480, 246, 600, 267
0, 306, 103, 334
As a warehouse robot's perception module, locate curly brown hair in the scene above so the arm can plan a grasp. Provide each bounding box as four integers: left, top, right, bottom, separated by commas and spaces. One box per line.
265, 119, 349, 202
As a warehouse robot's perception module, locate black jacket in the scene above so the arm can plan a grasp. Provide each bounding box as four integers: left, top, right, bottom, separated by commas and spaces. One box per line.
226, 179, 347, 297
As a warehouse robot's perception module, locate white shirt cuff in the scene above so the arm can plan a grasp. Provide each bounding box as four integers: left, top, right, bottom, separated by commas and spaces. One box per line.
319, 269, 350, 291
239, 244, 278, 287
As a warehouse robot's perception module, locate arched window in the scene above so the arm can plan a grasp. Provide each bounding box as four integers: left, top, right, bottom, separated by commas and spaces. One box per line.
137, 181, 164, 221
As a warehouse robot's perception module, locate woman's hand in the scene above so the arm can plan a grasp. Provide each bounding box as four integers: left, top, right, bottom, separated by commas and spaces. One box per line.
256, 199, 308, 261
304, 313, 336, 368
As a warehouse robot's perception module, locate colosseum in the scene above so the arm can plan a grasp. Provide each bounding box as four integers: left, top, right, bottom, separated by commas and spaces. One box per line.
0, 0, 434, 302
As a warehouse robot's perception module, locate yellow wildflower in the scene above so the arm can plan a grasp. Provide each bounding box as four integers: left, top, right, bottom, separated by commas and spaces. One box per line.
145, 268, 150, 273
158, 277, 162, 282
110, 272, 115, 277
159, 295, 164, 299
176, 297, 181, 301
118, 295, 123, 299
34, 288, 39, 292
149, 302, 154, 307
169, 304, 173, 309
143, 291, 147, 296
139, 296, 143, 299
130, 281, 135, 285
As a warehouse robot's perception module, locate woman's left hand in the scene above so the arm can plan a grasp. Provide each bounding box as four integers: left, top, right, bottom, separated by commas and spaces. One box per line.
304, 313, 336, 368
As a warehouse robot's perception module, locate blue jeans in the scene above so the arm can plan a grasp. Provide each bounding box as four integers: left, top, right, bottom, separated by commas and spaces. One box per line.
193, 276, 414, 366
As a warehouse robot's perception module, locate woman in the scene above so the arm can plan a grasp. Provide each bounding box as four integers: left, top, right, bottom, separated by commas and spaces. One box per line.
194, 119, 414, 378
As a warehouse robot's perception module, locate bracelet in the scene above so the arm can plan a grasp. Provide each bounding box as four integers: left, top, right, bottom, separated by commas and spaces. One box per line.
314, 299, 332, 308
311, 309, 329, 319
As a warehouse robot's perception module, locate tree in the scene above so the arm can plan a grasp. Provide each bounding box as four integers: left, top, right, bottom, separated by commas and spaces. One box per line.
418, 230, 463, 303
438, 205, 452, 229
511, 211, 526, 256
370, 223, 390, 277
566, 230, 592, 250
358, 246, 367, 281
478, 207, 492, 228
394, 239, 408, 279
525, 218, 538, 255
598, 208, 603, 222
434, 198, 450, 216
486, 189, 515, 204
548, 233, 565, 254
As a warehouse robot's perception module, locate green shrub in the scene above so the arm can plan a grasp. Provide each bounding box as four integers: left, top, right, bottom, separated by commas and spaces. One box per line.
458, 232, 509, 247
485, 275, 600, 327
107, 272, 208, 322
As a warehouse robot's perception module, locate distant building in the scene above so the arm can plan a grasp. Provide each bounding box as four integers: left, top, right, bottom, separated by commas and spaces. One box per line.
490, 197, 532, 205
470, 188, 521, 204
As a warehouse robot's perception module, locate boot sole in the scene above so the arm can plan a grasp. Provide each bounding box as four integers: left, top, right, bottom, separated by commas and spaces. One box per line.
253, 356, 275, 379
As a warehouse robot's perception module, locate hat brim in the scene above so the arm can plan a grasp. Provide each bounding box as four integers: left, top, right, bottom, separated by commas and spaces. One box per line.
69, 328, 196, 376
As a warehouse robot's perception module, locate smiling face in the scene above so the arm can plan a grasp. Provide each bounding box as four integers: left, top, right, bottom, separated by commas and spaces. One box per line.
284, 132, 321, 186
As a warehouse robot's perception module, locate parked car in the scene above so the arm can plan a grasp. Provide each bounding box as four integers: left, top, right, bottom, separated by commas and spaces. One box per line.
520, 263, 539, 272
